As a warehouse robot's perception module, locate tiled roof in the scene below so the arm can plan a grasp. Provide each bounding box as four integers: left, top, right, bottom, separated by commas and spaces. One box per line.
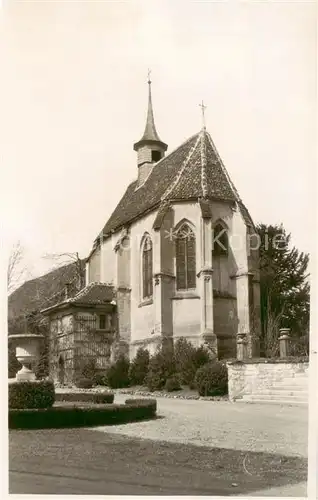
68, 282, 115, 305
100, 134, 199, 238
41, 283, 115, 314
97, 129, 254, 241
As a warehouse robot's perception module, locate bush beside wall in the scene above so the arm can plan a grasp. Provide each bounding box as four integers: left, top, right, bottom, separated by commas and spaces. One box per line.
164, 375, 181, 392
194, 362, 228, 397
107, 356, 130, 389
174, 338, 210, 386
129, 348, 150, 385
9, 400, 157, 429
145, 349, 175, 391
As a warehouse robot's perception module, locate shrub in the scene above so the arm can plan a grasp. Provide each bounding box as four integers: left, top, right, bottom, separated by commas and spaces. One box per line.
93, 371, 108, 387
165, 375, 181, 392
174, 338, 210, 386
74, 378, 94, 389
194, 362, 228, 397
9, 400, 156, 429
107, 355, 130, 389
34, 339, 50, 380
129, 348, 150, 385
9, 380, 55, 409
145, 348, 175, 391
78, 359, 98, 380
55, 391, 114, 404
8, 344, 21, 379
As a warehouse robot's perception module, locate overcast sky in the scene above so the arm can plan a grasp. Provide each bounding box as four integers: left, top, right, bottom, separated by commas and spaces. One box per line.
1, 0, 316, 281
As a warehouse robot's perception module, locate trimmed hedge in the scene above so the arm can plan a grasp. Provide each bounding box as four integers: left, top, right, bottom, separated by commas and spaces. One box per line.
125, 398, 157, 412
9, 400, 157, 429
55, 392, 114, 404
9, 380, 55, 409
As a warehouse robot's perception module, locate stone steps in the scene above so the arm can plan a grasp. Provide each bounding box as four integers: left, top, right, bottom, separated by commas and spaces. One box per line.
238, 372, 308, 405
276, 377, 307, 385
241, 392, 307, 402
238, 397, 307, 406
253, 388, 308, 397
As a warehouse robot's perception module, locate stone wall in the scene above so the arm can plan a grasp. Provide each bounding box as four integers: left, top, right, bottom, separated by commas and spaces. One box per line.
227, 359, 309, 401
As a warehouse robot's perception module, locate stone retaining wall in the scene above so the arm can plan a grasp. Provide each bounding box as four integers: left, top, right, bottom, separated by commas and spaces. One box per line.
226, 359, 309, 401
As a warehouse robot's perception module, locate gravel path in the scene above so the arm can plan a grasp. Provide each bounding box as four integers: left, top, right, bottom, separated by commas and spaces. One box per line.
93, 394, 308, 458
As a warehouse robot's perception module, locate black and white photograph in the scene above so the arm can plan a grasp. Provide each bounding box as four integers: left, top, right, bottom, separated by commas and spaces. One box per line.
3, 0, 317, 497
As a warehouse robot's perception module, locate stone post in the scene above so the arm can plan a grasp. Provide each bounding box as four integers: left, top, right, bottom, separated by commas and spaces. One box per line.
236, 332, 248, 360
279, 328, 291, 358
198, 216, 217, 355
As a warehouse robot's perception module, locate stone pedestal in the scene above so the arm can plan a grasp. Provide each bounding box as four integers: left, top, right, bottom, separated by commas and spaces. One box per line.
279, 328, 291, 358
233, 272, 254, 358
237, 332, 248, 360
8, 334, 44, 381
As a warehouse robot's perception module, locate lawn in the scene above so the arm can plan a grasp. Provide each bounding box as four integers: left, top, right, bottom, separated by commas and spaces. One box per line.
9, 427, 307, 496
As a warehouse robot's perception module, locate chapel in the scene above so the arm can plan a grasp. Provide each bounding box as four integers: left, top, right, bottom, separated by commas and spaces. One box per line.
42, 78, 261, 384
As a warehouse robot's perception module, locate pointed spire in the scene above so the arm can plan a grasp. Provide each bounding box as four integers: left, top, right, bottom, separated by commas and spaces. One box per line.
133, 72, 167, 152
140, 73, 162, 142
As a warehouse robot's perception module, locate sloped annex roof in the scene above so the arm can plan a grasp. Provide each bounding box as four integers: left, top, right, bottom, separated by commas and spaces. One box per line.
95, 129, 254, 245
8, 262, 85, 322
41, 282, 115, 314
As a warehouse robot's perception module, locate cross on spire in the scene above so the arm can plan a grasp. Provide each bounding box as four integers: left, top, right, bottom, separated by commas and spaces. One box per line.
199, 100, 207, 129
147, 68, 152, 85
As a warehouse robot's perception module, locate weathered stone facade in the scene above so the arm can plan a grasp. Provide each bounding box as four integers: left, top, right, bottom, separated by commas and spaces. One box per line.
41, 284, 116, 384
85, 196, 261, 361
227, 360, 309, 401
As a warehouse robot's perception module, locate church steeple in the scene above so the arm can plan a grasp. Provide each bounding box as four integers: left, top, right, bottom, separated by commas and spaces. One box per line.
134, 73, 167, 178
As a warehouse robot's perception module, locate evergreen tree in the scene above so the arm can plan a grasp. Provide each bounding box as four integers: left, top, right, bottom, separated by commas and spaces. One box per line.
256, 223, 309, 356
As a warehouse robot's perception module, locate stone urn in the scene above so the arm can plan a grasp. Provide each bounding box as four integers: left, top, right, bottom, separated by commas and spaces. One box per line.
8, 333, 44, 381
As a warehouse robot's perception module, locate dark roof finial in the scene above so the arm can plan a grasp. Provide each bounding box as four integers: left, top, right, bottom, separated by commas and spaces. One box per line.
133, 71, 167, 151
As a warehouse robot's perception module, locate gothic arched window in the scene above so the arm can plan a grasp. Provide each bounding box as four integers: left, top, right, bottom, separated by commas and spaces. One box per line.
212, 222, 229, 256
142, 236, 153, 299
176, 223, 196, 290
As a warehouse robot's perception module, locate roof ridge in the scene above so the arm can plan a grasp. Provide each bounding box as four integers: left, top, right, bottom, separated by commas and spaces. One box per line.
68, 281, 114, 303
200, 129, 208, 198
206, 132, 255, 226
206, 131, 242, 203
161, 133, 201, 202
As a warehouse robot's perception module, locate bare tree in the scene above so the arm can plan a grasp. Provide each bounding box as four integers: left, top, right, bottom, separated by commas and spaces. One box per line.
7, 241, 26, 294
43, 251, 86, 291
